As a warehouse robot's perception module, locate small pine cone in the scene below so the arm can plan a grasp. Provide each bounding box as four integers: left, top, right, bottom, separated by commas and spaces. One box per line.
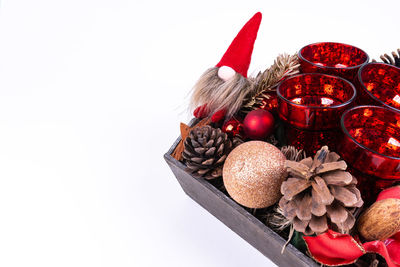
377, 49, 400, 67
182, 125, 233, 180
279, 146, 364, 235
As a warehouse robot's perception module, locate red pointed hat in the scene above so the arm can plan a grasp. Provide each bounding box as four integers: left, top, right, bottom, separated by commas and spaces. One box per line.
216, 12, 262, 78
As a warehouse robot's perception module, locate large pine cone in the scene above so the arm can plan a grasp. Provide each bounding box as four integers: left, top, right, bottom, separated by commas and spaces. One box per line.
182, 125, 233, 179
279, 146, 363, 235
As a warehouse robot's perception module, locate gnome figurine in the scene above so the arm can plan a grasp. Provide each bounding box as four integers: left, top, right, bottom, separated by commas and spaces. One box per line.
190, 12, 262, 122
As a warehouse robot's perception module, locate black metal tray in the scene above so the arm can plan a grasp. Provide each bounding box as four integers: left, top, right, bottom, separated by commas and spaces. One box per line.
164, 123, 318, 267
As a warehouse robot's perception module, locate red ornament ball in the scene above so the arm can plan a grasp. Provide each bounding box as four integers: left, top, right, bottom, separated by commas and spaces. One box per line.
243, 109, 274, 140
222, 118, 245, 138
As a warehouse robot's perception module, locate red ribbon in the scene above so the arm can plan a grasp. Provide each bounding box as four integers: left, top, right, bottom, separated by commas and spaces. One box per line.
376, 186, 400, 202
303, 230, 400, 266
304, 187, 400, 266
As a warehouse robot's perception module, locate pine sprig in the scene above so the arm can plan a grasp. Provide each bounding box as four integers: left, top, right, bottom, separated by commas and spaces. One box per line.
281, 146, 306, 162
242, 54, 300, 111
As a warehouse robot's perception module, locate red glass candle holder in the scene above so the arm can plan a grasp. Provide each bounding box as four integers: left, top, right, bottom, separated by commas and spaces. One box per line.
298, 42, 369, 81
357, 63, 400, 109
344, 165, 400, 205
338, 105, 400, 180
284, 125, 341, 155
277, 73, 356, 155
277, 73, 356, 130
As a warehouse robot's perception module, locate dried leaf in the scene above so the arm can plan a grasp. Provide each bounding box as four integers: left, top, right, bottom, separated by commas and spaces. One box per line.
180, 123, 190, 139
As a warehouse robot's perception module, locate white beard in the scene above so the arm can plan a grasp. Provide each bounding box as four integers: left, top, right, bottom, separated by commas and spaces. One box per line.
190, 67, 253, 120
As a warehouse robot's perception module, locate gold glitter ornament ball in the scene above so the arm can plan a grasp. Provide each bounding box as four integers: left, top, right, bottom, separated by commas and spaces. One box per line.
223, 141, 286, 209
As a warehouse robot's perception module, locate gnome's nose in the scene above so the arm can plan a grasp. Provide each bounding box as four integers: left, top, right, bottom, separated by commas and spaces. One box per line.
218, 66, 236, 81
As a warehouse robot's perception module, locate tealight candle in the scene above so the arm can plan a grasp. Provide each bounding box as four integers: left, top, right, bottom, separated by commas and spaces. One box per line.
298, 42, 369, 81
277, 73, 356, 154
357, 63, 400, 109
339, 105, 400, 180
338, 105, 400, 203
277, 73, 356, 129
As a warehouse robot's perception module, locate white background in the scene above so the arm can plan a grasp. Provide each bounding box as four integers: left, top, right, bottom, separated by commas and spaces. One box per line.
0, 0, 399, 266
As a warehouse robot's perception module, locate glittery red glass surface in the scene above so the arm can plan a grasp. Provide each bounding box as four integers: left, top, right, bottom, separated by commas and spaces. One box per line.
284, 124, 340, 156
357, 63, 400, 110
289, 95, 342, 106
299, 42, 369, 81
345, 165, 399, 205
338, 106, 400, 180
257, 91, 278, 114
277, 73, 356, 130
222, 117, 245, 138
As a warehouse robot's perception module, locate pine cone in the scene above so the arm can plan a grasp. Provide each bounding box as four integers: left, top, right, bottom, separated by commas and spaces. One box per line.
182, 125, 233, 180
375, 49, 400, 67
279, 146, 363, 235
